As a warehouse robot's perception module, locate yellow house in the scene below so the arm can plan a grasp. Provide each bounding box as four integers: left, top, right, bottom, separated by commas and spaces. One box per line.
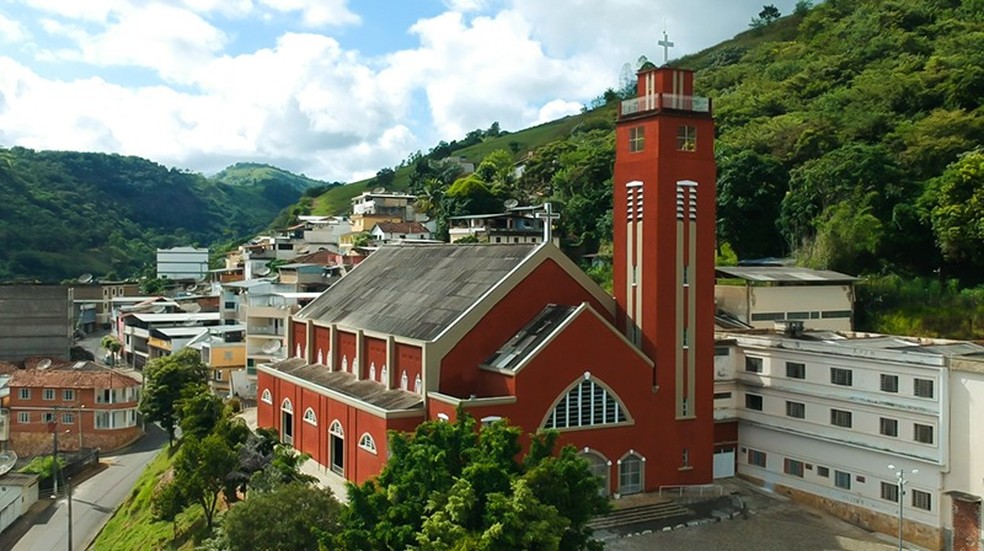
187, 326, 247, 396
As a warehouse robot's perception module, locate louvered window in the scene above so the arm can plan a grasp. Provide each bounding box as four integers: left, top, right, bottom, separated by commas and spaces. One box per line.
546, 379, 627, 429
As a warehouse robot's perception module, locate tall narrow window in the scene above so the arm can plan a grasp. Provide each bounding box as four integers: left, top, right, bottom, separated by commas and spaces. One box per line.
628, 126, 645, 152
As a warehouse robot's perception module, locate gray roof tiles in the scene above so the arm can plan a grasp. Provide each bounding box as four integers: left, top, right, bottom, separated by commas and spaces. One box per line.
268, 357, 424, 411
296, 244, 539, 341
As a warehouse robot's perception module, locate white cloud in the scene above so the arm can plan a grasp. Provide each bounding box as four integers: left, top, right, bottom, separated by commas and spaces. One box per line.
0, 11, 30, 43
441, 0, 492, 13
536, 100, 582, 125
258, 0, 360, 27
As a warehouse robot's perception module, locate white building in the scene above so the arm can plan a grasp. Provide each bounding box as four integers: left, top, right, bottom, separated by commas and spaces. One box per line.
156, 247, 209, 281
715, 326, 984, 550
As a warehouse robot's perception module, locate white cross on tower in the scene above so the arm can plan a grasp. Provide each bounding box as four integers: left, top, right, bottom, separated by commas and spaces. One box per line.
658, 30, 674, 65
535, 202, 560, 244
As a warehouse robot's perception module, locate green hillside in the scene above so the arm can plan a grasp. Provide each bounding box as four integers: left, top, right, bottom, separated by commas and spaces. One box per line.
0, 148, 329, 282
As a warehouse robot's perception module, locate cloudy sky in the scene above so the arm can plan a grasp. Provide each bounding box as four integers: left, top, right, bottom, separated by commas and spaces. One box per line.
0, 0, 800, 182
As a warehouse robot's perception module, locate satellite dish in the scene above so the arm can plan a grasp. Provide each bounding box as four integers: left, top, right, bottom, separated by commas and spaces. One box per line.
0, 451, 17, 477
37, 358, 52, 370
372, 187, 386, 194
181, 303, 202, 313
504, 198, 519, 209
77, 273, 93, 284
195, 274, 208, 283
182, 316, 199, 327
185, 283, 197, 292
256, 266, 271, 277
150, 304, 167, 314
261, 340, 282, 354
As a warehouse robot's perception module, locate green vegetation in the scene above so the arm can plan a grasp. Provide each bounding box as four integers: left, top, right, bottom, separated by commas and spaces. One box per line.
0, 149, 332, 282
857, 275, 984, 340
139, 349, 210, 447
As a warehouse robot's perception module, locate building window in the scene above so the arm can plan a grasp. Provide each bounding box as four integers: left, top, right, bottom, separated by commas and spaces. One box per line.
17, 412, 30, 424
214, 370, 223, 381
913, 423, 934, 444
784, 458, 805, 478
18, 389, 30, 400
745, 394, 763, 411
618, 453, 644, 495
329, 419, 343, 437
260, 389, 272, 404
42, 412, 55, 423
830, 368, 853, 386
359, 433, 377, 454
62, 413, 74, 424
817, 466, 829, 478
628, 126, 645, 152
879, 417, 898, 437
745, 356, 763, 373
63, 389, 75, 401
747, 449, 766, 468
545, 378, 629, 430
785, 401, 805, 419
914, 378, 934, 398
834, 470, 852, 489
881, 482, 899, 502
677, 125, 696, 151
880, 374, 899, 393
714, 346, 730, 357
912, 489, 932, 511
303, 407, 317, 426
713, 392, 732, 400
830, 409, 852, 428
786, 362, 806, 379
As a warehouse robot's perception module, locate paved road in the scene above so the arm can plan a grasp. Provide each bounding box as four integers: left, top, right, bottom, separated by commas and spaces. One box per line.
11, 425, 167, 551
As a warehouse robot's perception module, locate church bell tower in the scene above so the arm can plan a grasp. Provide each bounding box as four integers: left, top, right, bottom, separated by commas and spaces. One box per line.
612, 62, 716, 460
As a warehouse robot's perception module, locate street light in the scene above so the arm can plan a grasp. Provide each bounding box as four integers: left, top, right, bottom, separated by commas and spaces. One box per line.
888, 464, 919, 551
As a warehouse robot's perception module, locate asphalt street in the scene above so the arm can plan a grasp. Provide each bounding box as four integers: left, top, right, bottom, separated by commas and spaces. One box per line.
10, 425, 166, 551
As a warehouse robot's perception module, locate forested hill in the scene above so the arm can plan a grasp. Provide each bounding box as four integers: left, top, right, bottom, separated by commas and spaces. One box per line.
300, 0, 984, 285
0, 148, 333, 282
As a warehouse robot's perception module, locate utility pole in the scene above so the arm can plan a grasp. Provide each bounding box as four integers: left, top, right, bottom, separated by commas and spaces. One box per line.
67, 477, 73, 551
889, 464, 918, 550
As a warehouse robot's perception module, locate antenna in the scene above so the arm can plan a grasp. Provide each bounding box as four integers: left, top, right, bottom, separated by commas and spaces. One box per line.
77, 273, 93, 284
504, 198, 519, 209
180, 302, 202, 314
261, 340, 282, 354
37, 358, 52, 370
372, 186, 386, 194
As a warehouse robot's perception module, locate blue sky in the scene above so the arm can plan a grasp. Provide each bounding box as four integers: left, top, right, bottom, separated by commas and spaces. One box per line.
0, 0, 802, 181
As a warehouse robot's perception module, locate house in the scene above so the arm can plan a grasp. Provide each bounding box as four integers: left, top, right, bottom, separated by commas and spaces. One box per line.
715, 266, 857, 331
447, 207, 548, 244
714, 326, 984, 549
0, 285, 74, 362
0, 472, 39, 535
6, 359, 143, 457
119, 308, 221, 369
368, 221, 431, 244
70, 281, 140, 330
156, 246, 209, 281
258, 65, 717, 494
186, 325, 246, 396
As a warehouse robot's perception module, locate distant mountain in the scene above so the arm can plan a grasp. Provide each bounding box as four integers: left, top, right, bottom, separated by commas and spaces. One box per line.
0, 148, 332, 282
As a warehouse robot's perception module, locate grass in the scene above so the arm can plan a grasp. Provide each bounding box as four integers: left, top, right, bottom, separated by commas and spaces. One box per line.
91, 448, 208, 551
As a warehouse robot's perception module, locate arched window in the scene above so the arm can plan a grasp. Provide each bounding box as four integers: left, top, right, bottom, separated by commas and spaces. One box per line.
329, 419, 344, 437
400, 370, 408, 390
582, 449, 611, 497
359, 433, 377, 454
260, 389, 272, 404
369, 362, 376, 381
414, 374, 422, 394
544, 376, 629, 430
437, 413, 450, 422
281, 398, 293, 413
480, 415, 503, 427
618, 452, 644, 496
303, 407, 317, 425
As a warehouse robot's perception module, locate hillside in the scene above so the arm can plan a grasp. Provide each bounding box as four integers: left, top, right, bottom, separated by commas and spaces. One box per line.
0, 148, 329, 282
298, 0, 983, 287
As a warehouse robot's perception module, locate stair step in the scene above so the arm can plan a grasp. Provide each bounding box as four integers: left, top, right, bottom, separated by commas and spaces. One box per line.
589, 503, 692, 529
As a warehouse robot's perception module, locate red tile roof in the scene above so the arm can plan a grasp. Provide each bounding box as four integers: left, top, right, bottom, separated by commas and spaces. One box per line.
373, 221, 430, 235
10, 361, 140, 389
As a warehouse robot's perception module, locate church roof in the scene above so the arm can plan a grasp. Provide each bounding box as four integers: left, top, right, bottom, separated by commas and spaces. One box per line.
483, 304, 578, 371
296, 244, 539, 341
265, 357, 424, 411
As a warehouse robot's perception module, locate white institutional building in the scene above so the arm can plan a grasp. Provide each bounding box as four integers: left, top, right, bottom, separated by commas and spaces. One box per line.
715, 323, 984, 549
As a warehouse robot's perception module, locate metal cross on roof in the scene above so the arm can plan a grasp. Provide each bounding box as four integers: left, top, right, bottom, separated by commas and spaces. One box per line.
658, 30, 674, 65
535, 202, 560, 243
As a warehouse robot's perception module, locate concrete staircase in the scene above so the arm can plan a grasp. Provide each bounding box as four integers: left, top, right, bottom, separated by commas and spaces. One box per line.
589, 501, 693, 531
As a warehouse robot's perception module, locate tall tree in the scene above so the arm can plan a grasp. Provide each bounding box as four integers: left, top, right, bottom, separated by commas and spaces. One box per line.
169, 433, 239, 530
223, 482, 343, 551
139, 348, 209, 447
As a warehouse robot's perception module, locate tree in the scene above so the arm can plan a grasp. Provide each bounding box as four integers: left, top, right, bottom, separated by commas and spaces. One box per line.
139, 348, 209, 447
169, 433, 239, 530
716, 149, 788, 259
923, 150, 984, 264
140, 277, 166, 295
374, 167, 396, 188
247, 444, 317, 493
100, 335, 122, 366
340, 413, 608, 550
760, 4, 781, 23
178, 387, 226, 441
223, 482, 343, 551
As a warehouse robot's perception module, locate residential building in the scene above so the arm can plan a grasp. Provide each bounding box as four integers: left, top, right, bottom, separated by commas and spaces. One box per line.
447, 207, 549, 244
0, 285, 73, 361
0, 472, 39, 535
156, 246, 209, 281
187, 325, 246, 396
119, 309, 221, 369
715, 266, 856, 331
7, 359, 143, 456
715, 327, 984, 549
258, 65, 717, 494
369, 221, 432, 244
70, 281, 140, 330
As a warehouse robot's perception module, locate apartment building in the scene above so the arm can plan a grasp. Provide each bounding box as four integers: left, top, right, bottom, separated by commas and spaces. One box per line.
715, 325, 984, 549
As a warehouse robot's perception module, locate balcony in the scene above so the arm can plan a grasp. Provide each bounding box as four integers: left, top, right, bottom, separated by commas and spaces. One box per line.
620, 93, 711, 118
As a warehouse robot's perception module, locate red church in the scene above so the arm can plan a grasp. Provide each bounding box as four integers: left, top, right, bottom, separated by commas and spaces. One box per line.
257, 64, 718, 496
